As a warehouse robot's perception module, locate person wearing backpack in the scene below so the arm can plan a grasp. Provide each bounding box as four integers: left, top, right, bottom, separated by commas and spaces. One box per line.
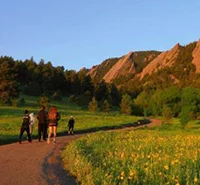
47, 105, 60, 144
37, 106, 48, 142
18, 110, 32, 144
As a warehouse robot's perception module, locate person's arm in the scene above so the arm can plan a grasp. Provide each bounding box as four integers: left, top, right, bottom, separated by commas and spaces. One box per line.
56, 113, 61, 121
37, 112, 39, 120
28, 115, 31, 125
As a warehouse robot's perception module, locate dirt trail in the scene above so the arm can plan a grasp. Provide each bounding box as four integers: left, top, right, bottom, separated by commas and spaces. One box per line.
0, 118, 162, 185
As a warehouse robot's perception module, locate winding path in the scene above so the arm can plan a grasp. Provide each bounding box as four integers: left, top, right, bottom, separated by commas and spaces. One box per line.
0, 118, 162, 185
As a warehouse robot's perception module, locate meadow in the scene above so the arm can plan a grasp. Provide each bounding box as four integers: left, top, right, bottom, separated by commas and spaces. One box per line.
0, 95, 141, 145
2, 95, 200, 185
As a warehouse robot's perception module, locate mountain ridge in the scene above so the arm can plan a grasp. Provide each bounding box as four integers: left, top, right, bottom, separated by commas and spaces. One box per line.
86, 39, 200, 88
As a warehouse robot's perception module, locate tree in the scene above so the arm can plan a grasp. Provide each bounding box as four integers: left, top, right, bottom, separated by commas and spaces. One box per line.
109, 84, 121, 107
101, 99, 110, 112
162, 105, 173, 124
88, 97, 98, 112
134, 91, 151, 117
37, 96, 50, 108
95, 80, 109, 102
64, 70, 80, 95
181, 87, 200, 118
120, 94, 132, 115
0, 57, 19, 104
81, 75, 94, 96
179, 106, 192, 129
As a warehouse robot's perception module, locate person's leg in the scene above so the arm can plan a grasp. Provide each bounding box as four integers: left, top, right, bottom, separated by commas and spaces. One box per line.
71, 125, 74, 134
69, 124, 73, 134
25, 127, 32, 142
53, 126, 57, 143
38, 123, 42, 141
19, 127, 25, 143
68, 125, 70, 134
29, 125, 32, 135
47, 126, 52, 144
43, 124, 47, 141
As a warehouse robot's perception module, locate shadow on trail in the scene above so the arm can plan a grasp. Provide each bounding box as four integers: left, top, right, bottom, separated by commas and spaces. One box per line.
0, 135, 19, 145
57, 118, 151, 138
43, 144, 77, 185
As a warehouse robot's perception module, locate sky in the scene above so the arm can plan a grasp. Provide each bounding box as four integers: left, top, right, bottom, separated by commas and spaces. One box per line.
0, 0, 200, 71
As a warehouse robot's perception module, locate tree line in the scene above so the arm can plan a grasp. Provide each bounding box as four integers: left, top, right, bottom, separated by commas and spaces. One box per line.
0, 56, 121, 109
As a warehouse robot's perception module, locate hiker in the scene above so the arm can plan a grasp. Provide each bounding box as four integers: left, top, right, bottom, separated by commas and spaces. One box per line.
68, 116, 75, 135
37, 106, 48, 142
29, 112, 35, 136
19, 110, 32, 143
47, 105, 60, 144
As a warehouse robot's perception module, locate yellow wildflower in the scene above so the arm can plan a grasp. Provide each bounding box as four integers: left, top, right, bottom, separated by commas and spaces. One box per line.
194, 177, 198, 183
164, 165, 169, 170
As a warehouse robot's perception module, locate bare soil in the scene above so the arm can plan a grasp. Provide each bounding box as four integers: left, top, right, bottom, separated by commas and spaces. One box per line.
0, 118, 162, 185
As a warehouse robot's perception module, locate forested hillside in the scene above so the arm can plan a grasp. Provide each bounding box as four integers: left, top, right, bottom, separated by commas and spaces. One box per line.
0, 56, 120, 107
1, 39, 200, 122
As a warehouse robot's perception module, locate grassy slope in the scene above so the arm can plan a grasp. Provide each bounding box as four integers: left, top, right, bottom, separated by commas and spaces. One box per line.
0, 95, 142, 145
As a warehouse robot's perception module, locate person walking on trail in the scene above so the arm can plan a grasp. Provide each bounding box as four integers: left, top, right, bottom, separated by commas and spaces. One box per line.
47, 106, 60, 144
29, 112, 35, 136
68, 116, 75, 135
37, 106, 48, 142
19, 110, 32, 144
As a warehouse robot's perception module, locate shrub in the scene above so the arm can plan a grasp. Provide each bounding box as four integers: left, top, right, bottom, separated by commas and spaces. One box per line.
162, 105, 173, 123
120, 94, 132, 115
88, 97, 98, 112
179, 106, 192, 129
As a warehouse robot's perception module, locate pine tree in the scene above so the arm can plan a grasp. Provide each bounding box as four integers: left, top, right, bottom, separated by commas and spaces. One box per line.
101, 99, 110, 112
0, 57, 19, 104
88, 97, 98, 112
120, 94, 132, 115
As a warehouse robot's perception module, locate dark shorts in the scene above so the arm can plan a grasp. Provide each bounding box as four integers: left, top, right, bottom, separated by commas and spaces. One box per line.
49, 123, 57, 127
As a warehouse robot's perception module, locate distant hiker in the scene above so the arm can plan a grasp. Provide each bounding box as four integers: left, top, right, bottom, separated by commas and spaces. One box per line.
29, 112, 35, 136
68, 116, 75, 135
47, 106, 60, 144
19, 110, 32, 144
37, 106, 48, 142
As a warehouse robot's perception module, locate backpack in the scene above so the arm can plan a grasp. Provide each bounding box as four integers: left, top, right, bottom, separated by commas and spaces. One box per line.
22, 115, 30, 127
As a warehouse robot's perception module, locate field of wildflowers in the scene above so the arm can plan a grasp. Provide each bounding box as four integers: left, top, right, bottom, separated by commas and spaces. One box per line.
62, 130, 200, 185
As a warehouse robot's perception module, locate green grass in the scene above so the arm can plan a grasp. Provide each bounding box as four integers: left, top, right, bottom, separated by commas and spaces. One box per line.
2, 95, 200, 184
0, 95, 142, 145
60, 116, 200, 185
62, 128, 200, 185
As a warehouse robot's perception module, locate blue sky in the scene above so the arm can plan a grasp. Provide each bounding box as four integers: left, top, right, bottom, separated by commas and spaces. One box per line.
0, 0, 200, 71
